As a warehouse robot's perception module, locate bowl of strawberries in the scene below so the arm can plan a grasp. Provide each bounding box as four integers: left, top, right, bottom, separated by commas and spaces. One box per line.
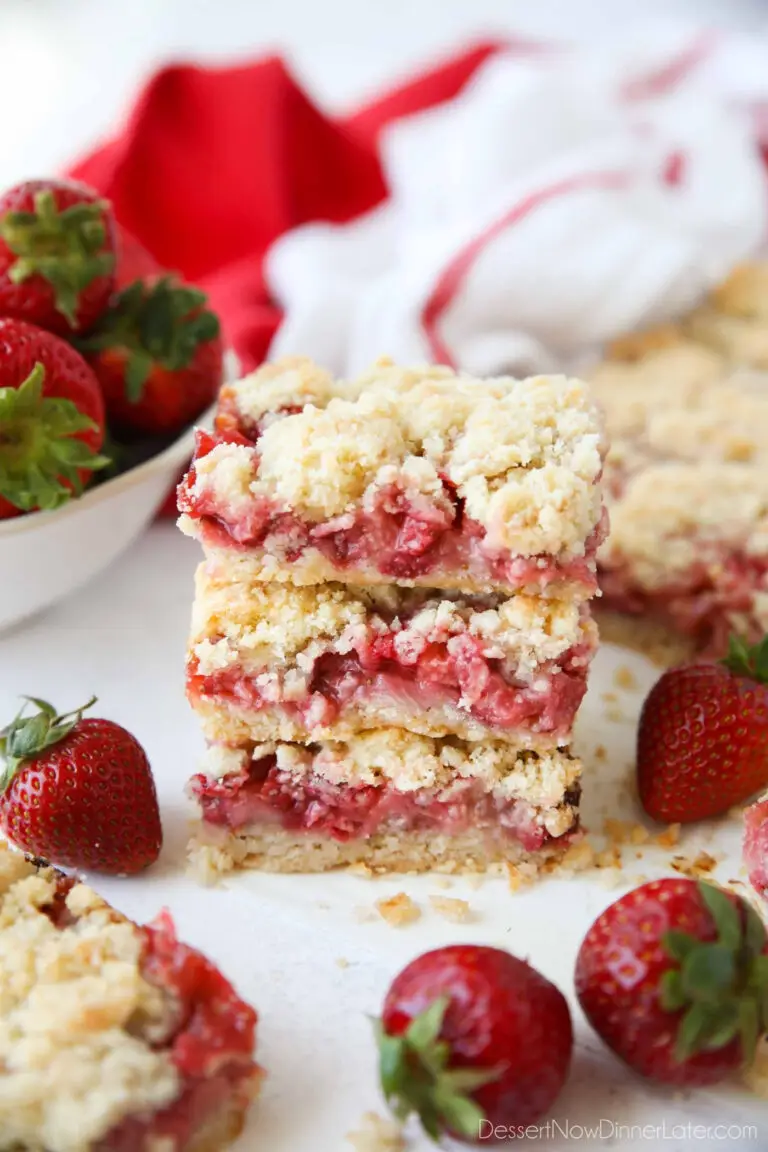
0, 177, 227, 632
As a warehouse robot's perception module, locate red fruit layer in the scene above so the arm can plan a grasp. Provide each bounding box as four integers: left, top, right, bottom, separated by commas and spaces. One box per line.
41, 875, 259, 1152
179, 431, 606, 594
189, 755, 578, 852
188, 627, 593, 740
599, 547, 768, 656
744, 795, 768, 900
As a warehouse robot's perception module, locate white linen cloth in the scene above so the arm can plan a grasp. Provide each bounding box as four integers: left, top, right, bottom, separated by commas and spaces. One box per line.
266, 23, 768, 378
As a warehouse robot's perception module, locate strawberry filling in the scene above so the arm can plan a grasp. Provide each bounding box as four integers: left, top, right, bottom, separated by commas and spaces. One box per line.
179, 432, 605, 594
599, 547, 768, 656
188, 628, 593, 740
189, 756, 579, 852
39, 880, 258, 1152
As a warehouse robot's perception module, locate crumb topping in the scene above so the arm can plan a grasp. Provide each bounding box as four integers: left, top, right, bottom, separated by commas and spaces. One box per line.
202, 359, 605, 559
190, 563, 594, 682
595, 262, 768, 598
0, 847, 179, 1152
604, 463, 768, 588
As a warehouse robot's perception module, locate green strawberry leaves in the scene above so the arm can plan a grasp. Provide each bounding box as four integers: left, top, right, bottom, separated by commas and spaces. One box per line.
1, 189, 114, 326
0, 696, 96, 791
660, 881, 768, 1064
76, 275, 221, 402
721, 634, 768, 685
0, 362, 111, 512
373, 996, 502, 1142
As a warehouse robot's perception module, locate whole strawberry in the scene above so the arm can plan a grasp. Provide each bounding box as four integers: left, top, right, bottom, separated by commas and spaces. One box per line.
0, 179, 116, 334
576, 878, 768, 1086
0, 697, 162, 874
636, 634, 768, 823
744, 794, 768, 899
77, 274, 223, 437
375, 944, 572, 1144
0, 317, 109, 518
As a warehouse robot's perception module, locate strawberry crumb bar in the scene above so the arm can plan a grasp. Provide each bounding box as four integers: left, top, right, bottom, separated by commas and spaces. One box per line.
177, 359, 607, 598
187, 561, 598, 747
187, 732, 582, 877
590, 264, 768, 656
0, 844, 260, 1152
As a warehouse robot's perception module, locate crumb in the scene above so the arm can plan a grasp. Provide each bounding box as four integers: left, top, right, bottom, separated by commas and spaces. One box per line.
595, 846, 622, 869
630, 825, 650, 845
347, 862, 374, 878
605, 707, 627, 724
603, 818, 634, 845
670, 850, 719, 879
375, 892, 421, 927
655, 823, 681, 848
620, 775, 639, 801
347, 1111, 405, 1151
559, 839, 596, 873
743, 1037, 768, 1099
432, 877, 453, 890
465, 873, 485, 890
336, 957, 350, 969
614, 665, 639, 692
430, 896, 472, 922
601, 691, 619, 704
628, 873, 648, 885
593, 744, 607, 761
506, 861, 538, 892
597, 869, 623, 889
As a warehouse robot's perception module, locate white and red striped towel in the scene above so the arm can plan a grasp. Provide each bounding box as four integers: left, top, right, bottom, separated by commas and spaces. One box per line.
266, 23, 768, 378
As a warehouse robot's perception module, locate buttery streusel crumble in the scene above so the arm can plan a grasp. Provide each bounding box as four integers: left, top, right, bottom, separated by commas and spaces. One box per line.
178, 359, 606, 597
0, 846, 260, 1152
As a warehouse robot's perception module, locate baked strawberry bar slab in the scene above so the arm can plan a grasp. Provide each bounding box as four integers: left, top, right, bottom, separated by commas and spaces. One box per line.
0, 845, 260, 1152
588, 338, 768, 655
187, 731, 582, 877
187, 561, 598, 748
177, 359, 607, 598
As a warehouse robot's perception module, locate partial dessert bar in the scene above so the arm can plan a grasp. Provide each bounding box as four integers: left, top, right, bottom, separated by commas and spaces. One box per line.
187, 561, 598, 747
589, 284, 768, 655
178, 359, 607, 598
0, 845, 260, 1152
187, 731, 582, 878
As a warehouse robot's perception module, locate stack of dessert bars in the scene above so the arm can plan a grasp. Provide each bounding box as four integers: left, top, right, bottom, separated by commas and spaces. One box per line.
178, 358, 607, 877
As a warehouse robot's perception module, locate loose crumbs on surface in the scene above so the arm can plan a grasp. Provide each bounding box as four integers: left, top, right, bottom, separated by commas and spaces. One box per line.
346, 1111, 406, 1152
375, 892, 421, 926
429, 895, 472, 922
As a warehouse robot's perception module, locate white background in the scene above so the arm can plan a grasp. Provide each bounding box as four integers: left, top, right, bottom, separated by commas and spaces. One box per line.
0, 0, 766, 182
1, 2, 768, 1150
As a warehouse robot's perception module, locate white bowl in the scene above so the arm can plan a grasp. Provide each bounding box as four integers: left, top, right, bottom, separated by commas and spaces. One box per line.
0, 402, 215, 633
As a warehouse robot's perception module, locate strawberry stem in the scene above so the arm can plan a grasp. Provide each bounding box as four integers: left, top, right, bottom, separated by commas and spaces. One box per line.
720, 634, 768, 685
0, 696, 97, 789
660, 881, 768, 1064
76, 275, 220, 402
0, 362, 110, 512
373, 997, 502, 1142
1, 189, 114, 326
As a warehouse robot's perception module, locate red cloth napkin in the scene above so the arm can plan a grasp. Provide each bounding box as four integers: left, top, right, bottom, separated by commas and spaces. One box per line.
67, 42, 505, 375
